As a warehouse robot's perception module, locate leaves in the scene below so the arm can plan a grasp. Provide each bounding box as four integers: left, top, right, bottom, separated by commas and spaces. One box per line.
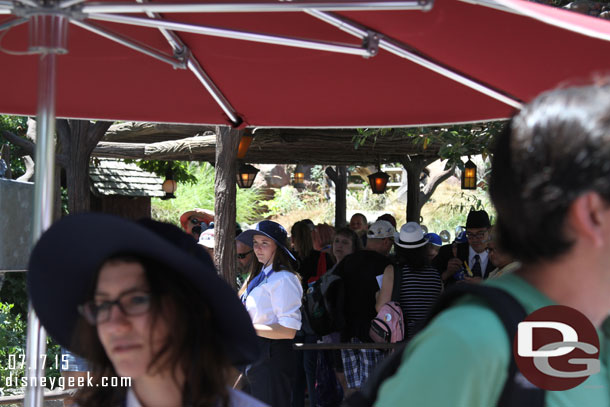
124, 159, 198, 185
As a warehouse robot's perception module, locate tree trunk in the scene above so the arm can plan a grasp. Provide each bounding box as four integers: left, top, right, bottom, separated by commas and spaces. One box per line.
214, 126, 241, 288
326, 166, 347, 228
401, 158, 427, 222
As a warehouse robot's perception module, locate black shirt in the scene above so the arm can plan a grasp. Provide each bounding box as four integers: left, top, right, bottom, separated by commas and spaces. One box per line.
335, 250, 392, 342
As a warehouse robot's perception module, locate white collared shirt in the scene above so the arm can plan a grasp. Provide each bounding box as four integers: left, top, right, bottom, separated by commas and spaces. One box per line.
126, 387, 269, 407
243, 264, 303, 330
469, 246, 489, 278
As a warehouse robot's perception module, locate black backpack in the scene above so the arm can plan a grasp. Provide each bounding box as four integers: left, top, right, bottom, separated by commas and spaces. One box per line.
342, 284, 545, 407
302, 270, 346, 336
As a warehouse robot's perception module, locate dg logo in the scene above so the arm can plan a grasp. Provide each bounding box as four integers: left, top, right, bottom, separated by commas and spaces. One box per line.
514, 305, 600, 391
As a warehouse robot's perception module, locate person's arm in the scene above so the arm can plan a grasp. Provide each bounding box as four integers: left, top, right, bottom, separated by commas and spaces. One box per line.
254, 323, 297, 339
375, 264, 394, 312
262, 272, 303, 339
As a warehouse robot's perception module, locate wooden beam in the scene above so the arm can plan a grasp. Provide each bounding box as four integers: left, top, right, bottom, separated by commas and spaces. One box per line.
214, 126, 241, 288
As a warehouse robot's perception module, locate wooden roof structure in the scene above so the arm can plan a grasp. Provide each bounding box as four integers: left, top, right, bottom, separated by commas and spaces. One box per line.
93, 123, 444, 165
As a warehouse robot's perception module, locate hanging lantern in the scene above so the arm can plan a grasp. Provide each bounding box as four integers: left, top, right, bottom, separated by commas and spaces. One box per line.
236, 132, 253, 159
161, 169, 177, 200
236, 163, 259, 188
293, 164, 305, 188
461, 158, 477, 190
368, 166, 390, 194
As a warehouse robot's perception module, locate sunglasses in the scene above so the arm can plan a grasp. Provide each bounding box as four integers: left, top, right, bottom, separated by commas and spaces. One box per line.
237, 250, 253, 259
189, 217, 207, 226
78, 290, 151, 325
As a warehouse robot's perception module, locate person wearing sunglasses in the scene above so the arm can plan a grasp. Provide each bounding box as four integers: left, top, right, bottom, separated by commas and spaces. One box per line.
28, 214, 264, 407
179, 208, 214, 239
236, 236, 255, 292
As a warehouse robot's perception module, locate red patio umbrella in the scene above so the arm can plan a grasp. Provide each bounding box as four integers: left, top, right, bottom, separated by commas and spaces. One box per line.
0, 0, 609, 128
0, 1, 608, 406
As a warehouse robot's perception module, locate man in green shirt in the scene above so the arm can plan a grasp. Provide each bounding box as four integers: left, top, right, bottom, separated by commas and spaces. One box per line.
376, 84, 610, 407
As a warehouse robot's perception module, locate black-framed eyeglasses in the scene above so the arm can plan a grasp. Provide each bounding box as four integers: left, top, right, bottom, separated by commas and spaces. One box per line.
78, 290, 151, 325
465, 231, 488, 240
237, 250, 253, 259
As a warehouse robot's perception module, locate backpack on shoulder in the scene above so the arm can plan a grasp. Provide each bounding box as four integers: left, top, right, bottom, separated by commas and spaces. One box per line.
369, 264, 405, 343
344, 284, 546, 407
302, 269, 346, 336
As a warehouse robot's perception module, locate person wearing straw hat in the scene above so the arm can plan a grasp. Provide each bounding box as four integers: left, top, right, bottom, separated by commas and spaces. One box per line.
238, 220, 303, 407
390, 223, 443, 340
27, 213, 264, 407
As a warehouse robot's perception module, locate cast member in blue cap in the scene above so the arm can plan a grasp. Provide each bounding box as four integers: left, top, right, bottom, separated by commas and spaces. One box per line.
238, 220, 303, 407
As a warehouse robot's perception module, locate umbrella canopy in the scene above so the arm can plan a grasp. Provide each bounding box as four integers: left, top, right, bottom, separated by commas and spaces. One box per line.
1, 0, 609, 128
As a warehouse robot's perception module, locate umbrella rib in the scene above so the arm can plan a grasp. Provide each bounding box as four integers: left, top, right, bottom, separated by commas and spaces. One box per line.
81, 1, 432, 14
87, 13, 374, 57
70, 19, 186, 69
126, 0, 242, 125
306, 9, 524, 109
0, 16, 28, 31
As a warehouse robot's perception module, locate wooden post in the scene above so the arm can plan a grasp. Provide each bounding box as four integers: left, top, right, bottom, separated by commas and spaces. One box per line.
326, 166, 347, 228
214, 126, 241, 288
0, 144, 12, 179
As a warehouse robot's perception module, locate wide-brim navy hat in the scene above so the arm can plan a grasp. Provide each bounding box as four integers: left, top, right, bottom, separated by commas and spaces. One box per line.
27, 213, 259, 367
236, 220, 296, 261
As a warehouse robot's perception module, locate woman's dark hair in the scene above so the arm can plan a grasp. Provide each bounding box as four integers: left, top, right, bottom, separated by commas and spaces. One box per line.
394, 245, 428, 269
489, 84, 610, 263
291, 220, 314, 259
73, 254, 231, 407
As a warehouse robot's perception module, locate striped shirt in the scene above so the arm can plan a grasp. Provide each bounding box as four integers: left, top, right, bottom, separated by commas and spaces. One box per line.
397, 265, 443, 339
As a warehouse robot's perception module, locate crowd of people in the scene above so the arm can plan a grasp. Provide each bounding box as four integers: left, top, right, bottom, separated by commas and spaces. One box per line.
25, 83, 610, 407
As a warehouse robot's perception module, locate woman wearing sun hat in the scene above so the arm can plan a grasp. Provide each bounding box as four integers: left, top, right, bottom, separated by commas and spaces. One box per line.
393, 222, 443, 340
237, 220, 303, 407
27, 213, 264, 407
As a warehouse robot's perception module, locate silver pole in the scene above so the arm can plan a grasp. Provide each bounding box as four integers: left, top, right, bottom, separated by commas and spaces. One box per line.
135, 0, 185, 54
307, 10, 523, 109
24, 13, 68, 407
187, 56, 241, 125
70, 19, 186, 69
88, 13, 373, 57
0, 17, 28, 32
81, 1, 431, 14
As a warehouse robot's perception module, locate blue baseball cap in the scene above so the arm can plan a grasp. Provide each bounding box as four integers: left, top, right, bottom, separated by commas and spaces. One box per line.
455, 230, 468, 244
424, 233, 442, 246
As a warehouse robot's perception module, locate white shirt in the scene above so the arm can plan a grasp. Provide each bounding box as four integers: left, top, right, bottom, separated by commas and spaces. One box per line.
126, 387, 268, 407
469, 246, 489, 278
243, 264, 303, 330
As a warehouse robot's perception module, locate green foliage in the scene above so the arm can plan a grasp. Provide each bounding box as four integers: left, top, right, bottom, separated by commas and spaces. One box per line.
265, 186, 307, 215
355, 121, 507, 169
125, 159, 198, 185
152, 162, 263, 226
0, 273, 27, 320
0, 115, 28, 179
0, 302, 61, 395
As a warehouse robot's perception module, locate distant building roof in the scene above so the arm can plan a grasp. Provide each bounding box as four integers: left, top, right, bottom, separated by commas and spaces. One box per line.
90, 158, 164, 197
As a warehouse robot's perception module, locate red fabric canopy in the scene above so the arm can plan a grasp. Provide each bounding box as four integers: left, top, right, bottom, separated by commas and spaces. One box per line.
1, 0, 609, 127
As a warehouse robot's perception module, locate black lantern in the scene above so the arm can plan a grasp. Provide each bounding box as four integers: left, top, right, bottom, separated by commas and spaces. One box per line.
160, 169, 177, 200
237, 132, 253, 159
461, 158, 477, 190
368, 165, 390, 194
237, 163, 259, 188
293, 164, 305, 188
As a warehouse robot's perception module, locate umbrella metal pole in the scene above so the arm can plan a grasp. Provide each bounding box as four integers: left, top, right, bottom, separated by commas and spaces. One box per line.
24, 13, 67, 407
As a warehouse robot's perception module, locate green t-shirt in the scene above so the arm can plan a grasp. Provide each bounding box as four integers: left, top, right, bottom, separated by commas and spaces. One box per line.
375, 273, 610, 407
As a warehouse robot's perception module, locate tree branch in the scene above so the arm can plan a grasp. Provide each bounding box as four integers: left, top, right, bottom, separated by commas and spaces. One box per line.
420, 164, 456, 204
325, 166, 338, 183
1, 130, 35, 156
16, 156, 35, 182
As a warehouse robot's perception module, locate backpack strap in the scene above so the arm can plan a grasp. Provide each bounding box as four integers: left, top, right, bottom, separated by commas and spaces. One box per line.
390, 263, 402, 302
426, 284, 545, 407
343, 284, 545, 407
